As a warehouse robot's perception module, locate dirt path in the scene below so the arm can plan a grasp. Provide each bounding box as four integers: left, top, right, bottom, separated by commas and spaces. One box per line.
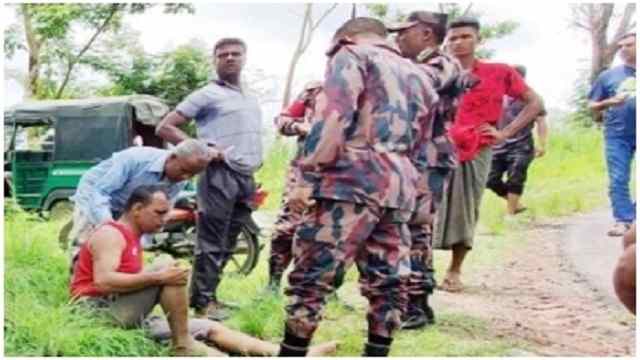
431, 210, 636, 356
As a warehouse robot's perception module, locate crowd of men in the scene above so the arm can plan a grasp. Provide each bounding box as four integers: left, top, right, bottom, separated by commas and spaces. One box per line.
65, 10, 635, 357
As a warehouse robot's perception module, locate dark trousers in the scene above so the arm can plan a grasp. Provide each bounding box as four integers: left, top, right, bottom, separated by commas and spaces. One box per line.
189, 162, 255, 310
487, 139, 534, 197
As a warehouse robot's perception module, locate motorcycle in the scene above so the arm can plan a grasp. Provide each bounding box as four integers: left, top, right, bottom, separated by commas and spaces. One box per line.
58, 187, 269, 276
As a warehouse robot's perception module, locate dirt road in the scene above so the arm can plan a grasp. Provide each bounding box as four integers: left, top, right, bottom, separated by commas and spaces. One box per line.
432, 210, 636, 356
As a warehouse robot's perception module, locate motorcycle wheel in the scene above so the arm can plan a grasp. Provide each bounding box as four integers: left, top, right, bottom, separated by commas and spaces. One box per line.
227, 225, 260, 276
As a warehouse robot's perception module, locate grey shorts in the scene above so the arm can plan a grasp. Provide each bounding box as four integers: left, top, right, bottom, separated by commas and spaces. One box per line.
79, 288, 215, 342
80, 286, 162, 328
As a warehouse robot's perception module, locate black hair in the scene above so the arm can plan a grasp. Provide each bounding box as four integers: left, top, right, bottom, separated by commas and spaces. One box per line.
124, 185, 170, 212
213, 37, 247, 54
334, 17, 388, 39
447, 16, 481, 32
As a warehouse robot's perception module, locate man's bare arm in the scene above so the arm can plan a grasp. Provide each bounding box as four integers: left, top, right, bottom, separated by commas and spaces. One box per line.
91, 227, 189, 293
588, 94, 627, 112
155, 111, 192, 145
534, 115, 549, 157
500, 89, 543, 139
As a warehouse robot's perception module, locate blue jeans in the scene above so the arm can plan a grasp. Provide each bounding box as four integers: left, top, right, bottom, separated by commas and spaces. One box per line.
605, 136, 636, 223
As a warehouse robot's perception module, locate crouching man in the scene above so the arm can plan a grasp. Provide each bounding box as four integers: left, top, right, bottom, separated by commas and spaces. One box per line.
70, 185, 337, 356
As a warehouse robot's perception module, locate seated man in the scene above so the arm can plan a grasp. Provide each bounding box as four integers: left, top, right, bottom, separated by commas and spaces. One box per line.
70, 185, 337, 356
67, 139, 212, 262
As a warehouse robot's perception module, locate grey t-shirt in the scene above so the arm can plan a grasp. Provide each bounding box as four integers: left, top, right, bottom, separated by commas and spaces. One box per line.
176, 81, 263, 175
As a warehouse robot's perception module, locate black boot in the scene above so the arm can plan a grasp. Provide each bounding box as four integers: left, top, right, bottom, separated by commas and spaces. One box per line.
400, 294, 428, 330
423, 294, 435, 325
278, 327, 310, 356
265, 273, 282, 294
362, 334, 392, 356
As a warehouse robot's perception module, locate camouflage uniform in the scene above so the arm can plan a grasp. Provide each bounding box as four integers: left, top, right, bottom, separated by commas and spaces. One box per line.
407, 48, 468, 300
281, 37, 437, 353
268, 82, 322, 288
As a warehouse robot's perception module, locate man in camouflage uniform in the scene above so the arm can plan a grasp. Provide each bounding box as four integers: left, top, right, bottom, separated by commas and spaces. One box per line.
277, 17, 438, 357
389, 11, 477, 330
267, 81, 323, 292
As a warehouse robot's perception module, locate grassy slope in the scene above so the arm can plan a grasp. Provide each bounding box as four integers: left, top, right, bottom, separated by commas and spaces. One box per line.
4, 126, 616, 356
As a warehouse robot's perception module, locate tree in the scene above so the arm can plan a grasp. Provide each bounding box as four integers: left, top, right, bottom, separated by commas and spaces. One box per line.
570, 3, 635, 84
99, 41, 209, 107
365, 3, 518, 59
281, 3, 338, 108
5, 3, 194, 99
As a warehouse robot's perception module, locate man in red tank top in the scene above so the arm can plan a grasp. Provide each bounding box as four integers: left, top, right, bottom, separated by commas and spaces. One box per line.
70, 184, 338, 356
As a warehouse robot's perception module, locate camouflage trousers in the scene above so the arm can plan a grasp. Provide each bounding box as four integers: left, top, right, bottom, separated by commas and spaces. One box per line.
284, 199, 412, 340
268, 166, 301, 281
407, 168, 452, 297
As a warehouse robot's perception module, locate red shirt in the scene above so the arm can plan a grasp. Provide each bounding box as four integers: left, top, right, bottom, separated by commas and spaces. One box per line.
70, 221, 143, 298
449, 60, 528, 162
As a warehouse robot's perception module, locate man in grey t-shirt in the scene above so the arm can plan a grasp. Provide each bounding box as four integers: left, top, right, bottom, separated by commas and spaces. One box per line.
156, 37, 263, 320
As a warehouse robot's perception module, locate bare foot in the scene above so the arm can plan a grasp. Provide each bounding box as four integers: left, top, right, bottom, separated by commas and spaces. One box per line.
439, 272, 464, 293
308, 341, 339, 356
173, 339, 228, 357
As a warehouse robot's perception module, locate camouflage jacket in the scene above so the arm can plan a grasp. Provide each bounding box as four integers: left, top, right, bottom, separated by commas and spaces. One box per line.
415, 47, 477, 170
299, 37, 438, 211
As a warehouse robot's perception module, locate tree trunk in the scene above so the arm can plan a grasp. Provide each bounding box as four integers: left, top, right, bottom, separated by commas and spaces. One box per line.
281, 4, 311, 108
22, 4, 40, 98
54, 3, 120, 98
589, 4, 613, 84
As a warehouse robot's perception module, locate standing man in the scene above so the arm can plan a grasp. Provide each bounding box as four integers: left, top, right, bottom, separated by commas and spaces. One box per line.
278, 18, 437, 356
588, 33, 636, 236
389, 10, 474, 329
267, 80, 323, 292
156, 37, 263, 319
487, 65, 549, 215
434, 17, 543, 292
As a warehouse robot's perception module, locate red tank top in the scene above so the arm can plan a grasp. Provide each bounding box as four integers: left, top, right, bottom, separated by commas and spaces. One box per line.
70, 221, 144, 298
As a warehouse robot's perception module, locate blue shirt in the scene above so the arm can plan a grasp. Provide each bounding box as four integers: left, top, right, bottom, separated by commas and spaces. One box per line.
70, 147, 187, 226
176, 80, 263, 175
589, 65, 636, 138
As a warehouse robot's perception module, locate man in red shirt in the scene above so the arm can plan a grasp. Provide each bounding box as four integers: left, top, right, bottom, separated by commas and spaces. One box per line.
70, 185, 338, 356
433, 17, 543, 292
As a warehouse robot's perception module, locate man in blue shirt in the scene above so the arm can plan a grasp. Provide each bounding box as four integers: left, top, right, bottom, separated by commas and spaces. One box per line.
68, 139, 210, 258
589, 32, 636, 236
156, 37, 263, 320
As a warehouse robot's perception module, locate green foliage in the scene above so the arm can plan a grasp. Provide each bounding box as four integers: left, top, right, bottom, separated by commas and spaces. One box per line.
4, 23, 25, 59
254, 139, 297, 211
568, 69, 598, 127
8, 3, 194, 99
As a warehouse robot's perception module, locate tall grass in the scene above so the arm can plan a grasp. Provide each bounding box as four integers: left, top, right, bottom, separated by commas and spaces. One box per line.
254, 137, 297, 211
